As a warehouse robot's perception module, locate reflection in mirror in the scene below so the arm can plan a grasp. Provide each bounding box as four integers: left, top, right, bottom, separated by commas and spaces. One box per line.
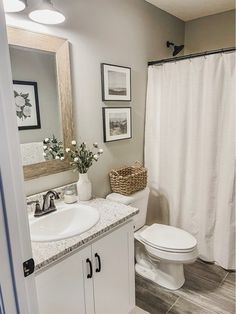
7, 27, 73, 180
9, 45, 63, 166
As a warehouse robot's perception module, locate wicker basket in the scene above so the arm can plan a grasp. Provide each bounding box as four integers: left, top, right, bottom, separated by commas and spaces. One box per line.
109, 161, 147, 196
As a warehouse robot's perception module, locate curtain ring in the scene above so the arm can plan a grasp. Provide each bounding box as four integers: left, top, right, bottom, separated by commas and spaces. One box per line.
221, 48, 224, 56
204, 51, 207, 59
189, 54, 192, 62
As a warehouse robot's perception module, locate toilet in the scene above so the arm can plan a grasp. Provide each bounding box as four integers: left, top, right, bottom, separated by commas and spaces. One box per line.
106, 187, 198, 290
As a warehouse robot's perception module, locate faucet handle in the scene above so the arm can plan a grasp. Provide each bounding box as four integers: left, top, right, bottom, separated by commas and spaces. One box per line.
34, 201, 43, 217
27, 200, 43, 217
27, 200, 38, 205
54, 191, 60, 200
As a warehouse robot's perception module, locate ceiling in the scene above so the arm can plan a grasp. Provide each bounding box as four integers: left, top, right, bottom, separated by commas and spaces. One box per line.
145, 0, 235, 21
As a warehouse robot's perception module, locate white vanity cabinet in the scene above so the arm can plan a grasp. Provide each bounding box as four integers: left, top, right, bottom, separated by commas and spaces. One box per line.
35, 221, 135, 314
35, 245, 92, 314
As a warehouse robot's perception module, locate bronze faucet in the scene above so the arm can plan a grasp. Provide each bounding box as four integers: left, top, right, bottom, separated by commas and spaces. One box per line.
27, 190, 60, 217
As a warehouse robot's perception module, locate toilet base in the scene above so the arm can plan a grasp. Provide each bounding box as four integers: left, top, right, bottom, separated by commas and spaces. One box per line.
135, 239, 186, 290
135, 261, 185, 290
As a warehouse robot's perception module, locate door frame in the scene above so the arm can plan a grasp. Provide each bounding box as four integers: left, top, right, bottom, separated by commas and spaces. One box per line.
0, 1, 39, 313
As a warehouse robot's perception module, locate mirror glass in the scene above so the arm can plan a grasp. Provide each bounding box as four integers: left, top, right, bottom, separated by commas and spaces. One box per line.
9, 45, 62, 166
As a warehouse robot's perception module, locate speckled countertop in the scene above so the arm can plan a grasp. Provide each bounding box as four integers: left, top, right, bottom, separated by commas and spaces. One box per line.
30, 198, 139, 273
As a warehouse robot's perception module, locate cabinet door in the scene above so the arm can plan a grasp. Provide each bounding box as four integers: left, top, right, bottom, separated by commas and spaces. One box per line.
35, 246, 94, 314
92, 221, 135, 314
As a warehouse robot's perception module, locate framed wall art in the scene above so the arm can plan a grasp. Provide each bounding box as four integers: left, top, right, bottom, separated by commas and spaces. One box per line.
13, 80, 41, 130
102, 107, 132, 142
101, 63, 131, 101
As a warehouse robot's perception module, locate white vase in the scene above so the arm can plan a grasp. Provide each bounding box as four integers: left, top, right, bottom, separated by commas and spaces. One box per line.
76, 173, 92, 201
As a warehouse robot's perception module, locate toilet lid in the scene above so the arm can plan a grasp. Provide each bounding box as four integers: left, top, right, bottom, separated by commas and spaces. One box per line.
140, 224, 197, 252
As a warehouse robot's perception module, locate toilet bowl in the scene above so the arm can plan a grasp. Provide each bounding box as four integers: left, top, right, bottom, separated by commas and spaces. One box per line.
106, 187, 198, 290
134, 224, 198, 290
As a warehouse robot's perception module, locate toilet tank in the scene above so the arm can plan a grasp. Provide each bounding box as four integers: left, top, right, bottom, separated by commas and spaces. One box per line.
106, 187, 150, 231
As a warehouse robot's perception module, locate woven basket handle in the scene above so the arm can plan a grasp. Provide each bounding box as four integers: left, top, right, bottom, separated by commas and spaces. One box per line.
133, 161, 142, 168
110, 169, 119, 176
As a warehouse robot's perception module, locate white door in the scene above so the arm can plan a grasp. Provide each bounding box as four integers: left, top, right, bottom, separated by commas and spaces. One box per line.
0, 181, 19, 314
92, 222, 135, 314
35, 246, 95, 314
0, 0, 39, 312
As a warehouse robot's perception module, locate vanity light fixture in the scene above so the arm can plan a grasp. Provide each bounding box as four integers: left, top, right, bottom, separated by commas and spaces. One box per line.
29, 0, 65, 25
3, 0, 25, 13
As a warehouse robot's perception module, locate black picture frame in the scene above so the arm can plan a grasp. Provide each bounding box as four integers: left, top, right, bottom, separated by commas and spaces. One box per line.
13, 80, 41, 130
101, 63, 131, 101
102, 107, 132, 142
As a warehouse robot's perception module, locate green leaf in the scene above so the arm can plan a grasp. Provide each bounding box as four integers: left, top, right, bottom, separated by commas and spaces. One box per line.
16, 111, 21, 118
21, 93, 29, 99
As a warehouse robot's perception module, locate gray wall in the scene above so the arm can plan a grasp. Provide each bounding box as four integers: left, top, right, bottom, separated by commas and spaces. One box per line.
9, 46, 61, 144
16, 0, 185, 196
185, 10, 235, 54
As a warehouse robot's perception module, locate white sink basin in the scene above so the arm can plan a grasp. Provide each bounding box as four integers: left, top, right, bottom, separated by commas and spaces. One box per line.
29, 203, 100, 242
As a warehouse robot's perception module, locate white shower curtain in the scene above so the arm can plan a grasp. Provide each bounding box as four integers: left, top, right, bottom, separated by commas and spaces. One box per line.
145, 52, 235, 270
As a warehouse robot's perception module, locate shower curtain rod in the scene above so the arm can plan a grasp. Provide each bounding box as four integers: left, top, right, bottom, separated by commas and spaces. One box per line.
148, 47, 236, 66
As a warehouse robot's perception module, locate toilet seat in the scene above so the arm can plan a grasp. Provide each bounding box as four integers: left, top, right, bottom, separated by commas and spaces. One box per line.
135, 225, 198, 264
140, 223, 197, 253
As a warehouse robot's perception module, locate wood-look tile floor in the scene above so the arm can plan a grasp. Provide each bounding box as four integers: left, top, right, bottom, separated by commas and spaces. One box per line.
136, 259, 235, 314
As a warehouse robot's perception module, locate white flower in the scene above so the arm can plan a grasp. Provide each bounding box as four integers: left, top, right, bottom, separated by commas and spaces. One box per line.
43, 145, 47, 150
93, 154, 99, 161
65, 148, 70, 152
15, 95, 25, 107
71, 140, 76, 145
16, 106, 21, 112
23, 106, 31, 117
43, 152, 47, 157
55, 156, 60, 160
44, 138, 50, 143
93, 142, 98, 148
98, 148, 103, 154
74, 157, 79, 162
60, 157, 65, 160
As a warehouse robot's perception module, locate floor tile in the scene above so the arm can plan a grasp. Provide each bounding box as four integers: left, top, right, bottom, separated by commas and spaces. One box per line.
225, 272, 236, 284
131, 306, 150, 314
220, 275, 236, 302
136, 298, 162, 314
184, 259, 228, 284
167, 297, 215, 314
136, 260, 236, 314
176, 272, 235, 313
136, 274, 178, 314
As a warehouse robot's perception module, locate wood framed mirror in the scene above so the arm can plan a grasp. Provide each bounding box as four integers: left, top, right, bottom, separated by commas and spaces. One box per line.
7, 27, 74, 180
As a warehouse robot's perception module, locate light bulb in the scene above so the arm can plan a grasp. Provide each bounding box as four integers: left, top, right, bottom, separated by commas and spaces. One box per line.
29, 1, 65, 25
3, 0, 25, 13
29, 9, 65, 24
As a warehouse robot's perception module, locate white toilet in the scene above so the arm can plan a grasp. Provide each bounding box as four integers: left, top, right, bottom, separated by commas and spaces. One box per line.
106, 187, 198, 290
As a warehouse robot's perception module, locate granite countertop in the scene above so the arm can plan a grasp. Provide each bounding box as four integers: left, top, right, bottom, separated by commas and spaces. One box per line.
31, 198, 139, 273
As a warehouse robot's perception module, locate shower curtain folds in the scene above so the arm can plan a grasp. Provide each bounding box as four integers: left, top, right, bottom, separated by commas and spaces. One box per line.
145, 52, 235, 270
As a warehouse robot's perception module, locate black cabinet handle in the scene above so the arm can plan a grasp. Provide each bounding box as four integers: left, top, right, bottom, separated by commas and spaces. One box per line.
86, 258, 93, 279
95, 253, 101, 273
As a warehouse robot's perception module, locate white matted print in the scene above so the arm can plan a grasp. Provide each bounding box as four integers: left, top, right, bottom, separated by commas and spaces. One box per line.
102, 107, 132, 142
101, 64, 131, 101
13, 80, 41, 130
